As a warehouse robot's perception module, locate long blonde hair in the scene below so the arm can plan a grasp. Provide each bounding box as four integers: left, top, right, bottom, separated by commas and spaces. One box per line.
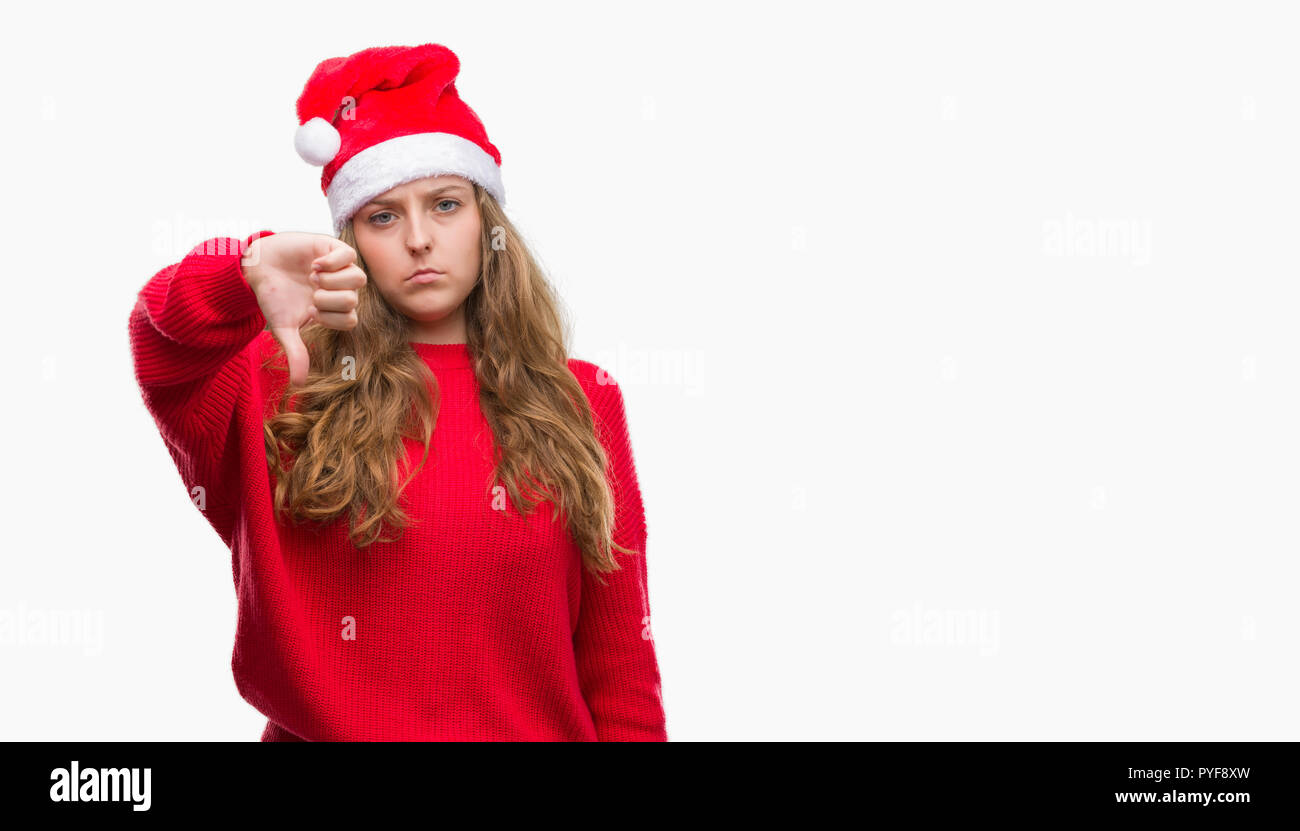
259, 183, 632, 579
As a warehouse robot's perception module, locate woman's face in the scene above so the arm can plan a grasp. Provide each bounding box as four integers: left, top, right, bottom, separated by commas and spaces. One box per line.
351, 174, 482, 343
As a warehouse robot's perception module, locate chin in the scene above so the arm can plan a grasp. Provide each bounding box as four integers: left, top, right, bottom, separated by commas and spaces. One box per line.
401, 304, 459, 322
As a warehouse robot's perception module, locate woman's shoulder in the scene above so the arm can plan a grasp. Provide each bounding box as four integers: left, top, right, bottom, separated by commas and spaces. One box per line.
566, 356, 601, 384
566, 356, 621, 399
565, 356, 631, 428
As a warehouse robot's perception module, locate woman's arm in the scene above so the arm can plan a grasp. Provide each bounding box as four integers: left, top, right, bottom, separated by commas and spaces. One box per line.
571, 365, 669, 741
128, 231, 275, 546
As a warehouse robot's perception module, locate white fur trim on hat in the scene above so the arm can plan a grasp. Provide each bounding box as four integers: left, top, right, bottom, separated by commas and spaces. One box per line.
326, 132, 505, 234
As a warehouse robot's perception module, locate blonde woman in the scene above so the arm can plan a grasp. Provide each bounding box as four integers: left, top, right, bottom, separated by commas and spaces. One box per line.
128, 43, 666, 741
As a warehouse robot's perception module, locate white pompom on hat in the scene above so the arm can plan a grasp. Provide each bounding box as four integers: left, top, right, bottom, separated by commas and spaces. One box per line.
293, 44, 505, 234
293, 117, 342, 167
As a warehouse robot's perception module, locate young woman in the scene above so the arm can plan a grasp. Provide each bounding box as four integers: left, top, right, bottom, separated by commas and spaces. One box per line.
128, 44, 667, 741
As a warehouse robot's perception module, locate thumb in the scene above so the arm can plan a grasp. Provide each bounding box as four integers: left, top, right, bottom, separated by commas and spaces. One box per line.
271, 324, 311, 389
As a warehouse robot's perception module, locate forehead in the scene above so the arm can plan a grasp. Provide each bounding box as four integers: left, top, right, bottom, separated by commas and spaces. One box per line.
376, 175, 472, 199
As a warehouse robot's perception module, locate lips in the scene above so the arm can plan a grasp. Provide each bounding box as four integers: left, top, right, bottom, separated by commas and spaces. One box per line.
407, 269, 445, 284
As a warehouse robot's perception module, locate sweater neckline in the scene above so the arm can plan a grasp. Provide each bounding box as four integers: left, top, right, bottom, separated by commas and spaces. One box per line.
409, 341, 473, 369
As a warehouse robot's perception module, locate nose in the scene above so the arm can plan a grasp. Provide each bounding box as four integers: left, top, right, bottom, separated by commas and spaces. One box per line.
404, 211, 435, 254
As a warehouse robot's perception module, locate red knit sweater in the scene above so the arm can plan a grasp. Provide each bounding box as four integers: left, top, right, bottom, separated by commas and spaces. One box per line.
128, 232, 667, 741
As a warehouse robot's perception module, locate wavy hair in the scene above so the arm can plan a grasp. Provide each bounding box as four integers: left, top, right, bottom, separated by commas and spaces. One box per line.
259, 183, 632, 579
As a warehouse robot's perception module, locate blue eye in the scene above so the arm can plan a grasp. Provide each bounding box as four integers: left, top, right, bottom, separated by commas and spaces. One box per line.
368, 200, 460, 226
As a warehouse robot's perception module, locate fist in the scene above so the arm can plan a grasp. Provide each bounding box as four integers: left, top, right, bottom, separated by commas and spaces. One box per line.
241, 232, 367, 389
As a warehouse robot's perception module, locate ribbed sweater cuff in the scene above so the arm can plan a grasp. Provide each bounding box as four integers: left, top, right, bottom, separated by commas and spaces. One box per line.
160, 232, 275, 346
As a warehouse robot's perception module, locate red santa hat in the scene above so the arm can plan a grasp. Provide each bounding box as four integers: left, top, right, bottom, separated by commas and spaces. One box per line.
293, 44, 505, 235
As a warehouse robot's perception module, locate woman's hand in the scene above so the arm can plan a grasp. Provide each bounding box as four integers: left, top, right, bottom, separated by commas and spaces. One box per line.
241, 232, 366, 389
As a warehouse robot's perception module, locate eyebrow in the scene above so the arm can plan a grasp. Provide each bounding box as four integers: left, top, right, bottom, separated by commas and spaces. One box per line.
365, 184, 470, 209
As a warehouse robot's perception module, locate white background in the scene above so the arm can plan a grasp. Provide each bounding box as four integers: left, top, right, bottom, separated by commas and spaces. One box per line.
2, 0, 1297, 740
